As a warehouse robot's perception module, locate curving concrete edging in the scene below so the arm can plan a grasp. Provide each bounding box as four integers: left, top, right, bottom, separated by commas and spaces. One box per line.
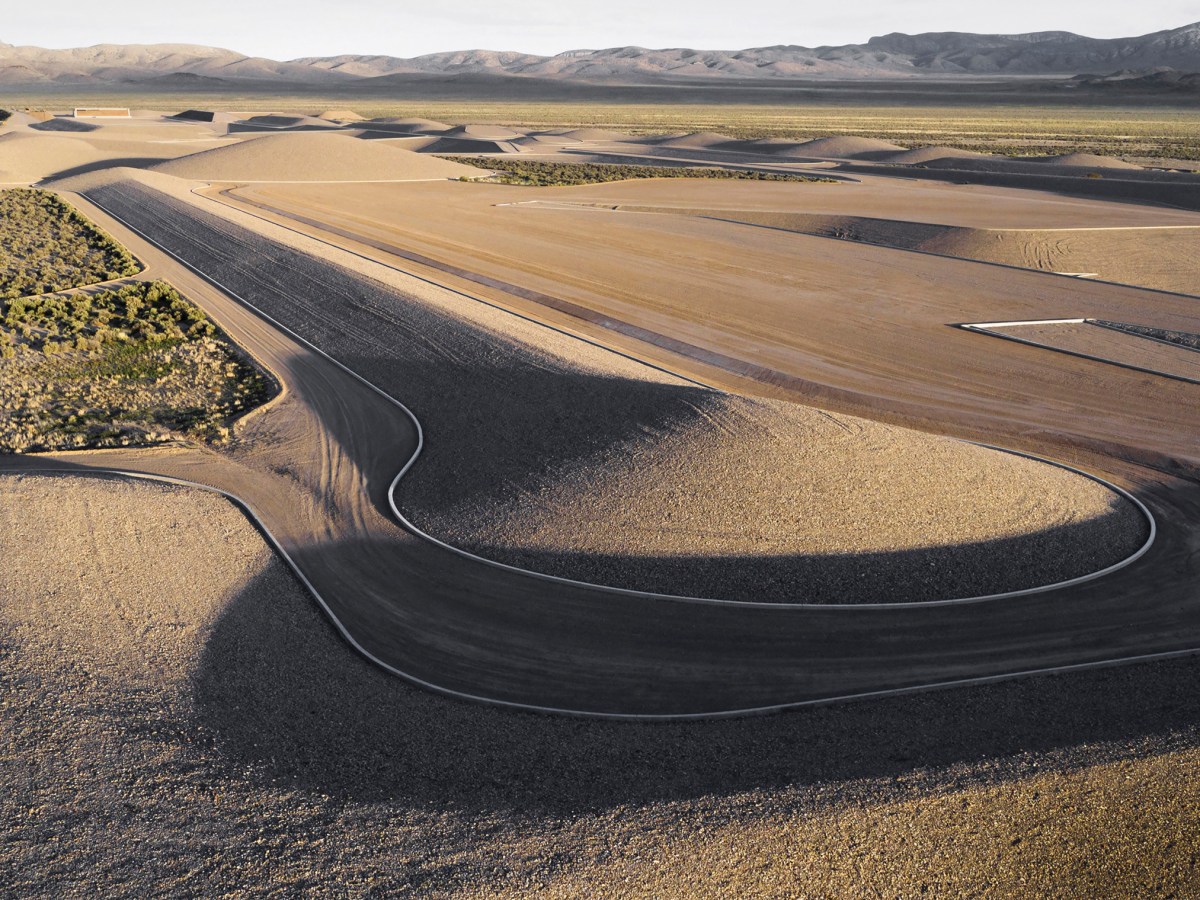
33, 190, 1165, 720
184, 188, 1158, 609
87, 188, 1159, 610
181, 185, 1158, 608
5, 464, 1184, 721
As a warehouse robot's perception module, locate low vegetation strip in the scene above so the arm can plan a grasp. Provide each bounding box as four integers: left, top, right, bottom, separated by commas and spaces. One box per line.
0, 280, 272, 452
1093, 320, 1200, 352
0, 189, 140, 299
445, 157, 839, 186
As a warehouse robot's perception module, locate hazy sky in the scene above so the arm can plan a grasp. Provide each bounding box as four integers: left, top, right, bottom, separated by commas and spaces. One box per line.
4, 1, 1198, 59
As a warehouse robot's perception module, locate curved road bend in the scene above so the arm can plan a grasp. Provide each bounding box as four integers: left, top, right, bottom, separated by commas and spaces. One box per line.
3, 182, 1198, 717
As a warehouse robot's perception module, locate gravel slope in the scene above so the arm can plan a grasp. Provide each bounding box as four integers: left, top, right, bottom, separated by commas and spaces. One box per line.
70, 170, 1148, 604
2, 474, 1196, 898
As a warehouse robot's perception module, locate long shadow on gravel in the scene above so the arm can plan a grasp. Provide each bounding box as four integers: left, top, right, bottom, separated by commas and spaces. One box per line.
191, 547, 1200, 816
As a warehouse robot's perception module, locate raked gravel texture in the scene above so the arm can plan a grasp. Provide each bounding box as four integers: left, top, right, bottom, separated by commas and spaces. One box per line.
74, 172, 1147, 603
1, 475, 1197, 897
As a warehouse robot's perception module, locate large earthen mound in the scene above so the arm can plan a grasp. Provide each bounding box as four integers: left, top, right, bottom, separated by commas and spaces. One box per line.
882, 146, 988, 165
557, 128, 632, 142
416, 137, 521, 155
150, 133, 484, 182
658, 131, 738, 149
441, 124, 523, 140
0, 132, 109, 182
1037, 153, 1142, 170
237, 114, 338, 130
368, 117, 451, 132
317, 108, 364, 122
790, 136, 907, 158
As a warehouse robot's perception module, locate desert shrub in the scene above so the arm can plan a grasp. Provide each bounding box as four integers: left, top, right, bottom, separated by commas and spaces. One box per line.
0, 279, 274, 452
1094, 321, 1200, 351
1, 280, 213, 353
442, 157, 840, 186
0, 189, 141, 299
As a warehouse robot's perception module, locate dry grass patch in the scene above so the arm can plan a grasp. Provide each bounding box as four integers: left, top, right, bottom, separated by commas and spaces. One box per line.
0, 280, 272, 452
0, 189, 140, 299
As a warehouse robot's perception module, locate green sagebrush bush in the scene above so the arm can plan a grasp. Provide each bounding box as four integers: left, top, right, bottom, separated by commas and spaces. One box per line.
2, 280, 214, 353
0, 188, 141, 299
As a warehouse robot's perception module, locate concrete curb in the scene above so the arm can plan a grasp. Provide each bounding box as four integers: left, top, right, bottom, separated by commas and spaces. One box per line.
4, 463, 1187, 722
24, 189, 1158, 720
960, 319, 1200, 387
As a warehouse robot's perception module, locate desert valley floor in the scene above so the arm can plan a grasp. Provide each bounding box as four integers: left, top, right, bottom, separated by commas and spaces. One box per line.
1, 107, 1198, 895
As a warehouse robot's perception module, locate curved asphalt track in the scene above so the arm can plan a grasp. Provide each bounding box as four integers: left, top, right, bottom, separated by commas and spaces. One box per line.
3, 179, 1199, 717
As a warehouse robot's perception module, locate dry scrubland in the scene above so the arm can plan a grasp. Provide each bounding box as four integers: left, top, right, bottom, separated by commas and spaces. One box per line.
0, 189, 139, 298
449, 157, 840, 186
1, 474, 1197, 897
0, 188, 271, 451
0, 280, 271, 451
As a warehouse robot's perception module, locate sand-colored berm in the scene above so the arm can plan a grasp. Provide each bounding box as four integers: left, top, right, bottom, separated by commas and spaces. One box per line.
151, 132, 484, 182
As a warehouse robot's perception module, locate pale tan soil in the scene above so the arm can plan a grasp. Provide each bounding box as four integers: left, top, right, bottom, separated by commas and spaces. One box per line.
558, 128, 632, 142
367, 116, 452, 131
572, 204, 1200, 296
0, 176, 1183, 723
994, 322, 1200, 382
1, 474, 1197, 898
658, 131, 737, 148
880, 145, 988, 164
151, 132, 482, 182
206, 173, 1200, 489
73, 169, 1150, 604
0, 129, 234, 183
238, 114, 338, 130
1039, 152, 1143, 170
784, 136, 905, 157
923, 227, 1200, 294
316, 108, 364, 122
442, 124, 524, 139
0, 133, 111, 183
425, 391, 1142, 602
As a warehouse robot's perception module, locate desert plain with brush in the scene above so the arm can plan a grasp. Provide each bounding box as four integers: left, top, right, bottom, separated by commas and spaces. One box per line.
2, 32, 1200, 895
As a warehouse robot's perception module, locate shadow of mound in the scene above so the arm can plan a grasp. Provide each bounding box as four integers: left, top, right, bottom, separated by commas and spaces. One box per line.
191, 553, 1200, 814
30, 118, 99, 133
417, 498, 1147, 604
43, 157, 167, 182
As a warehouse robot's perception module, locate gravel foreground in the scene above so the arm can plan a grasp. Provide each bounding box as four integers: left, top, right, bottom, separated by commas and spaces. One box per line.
1, 474, 1197, 897
69, 173, 1149, 603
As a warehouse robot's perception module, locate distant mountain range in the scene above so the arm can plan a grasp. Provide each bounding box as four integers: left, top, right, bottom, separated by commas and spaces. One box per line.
1, 22, 1198, 86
